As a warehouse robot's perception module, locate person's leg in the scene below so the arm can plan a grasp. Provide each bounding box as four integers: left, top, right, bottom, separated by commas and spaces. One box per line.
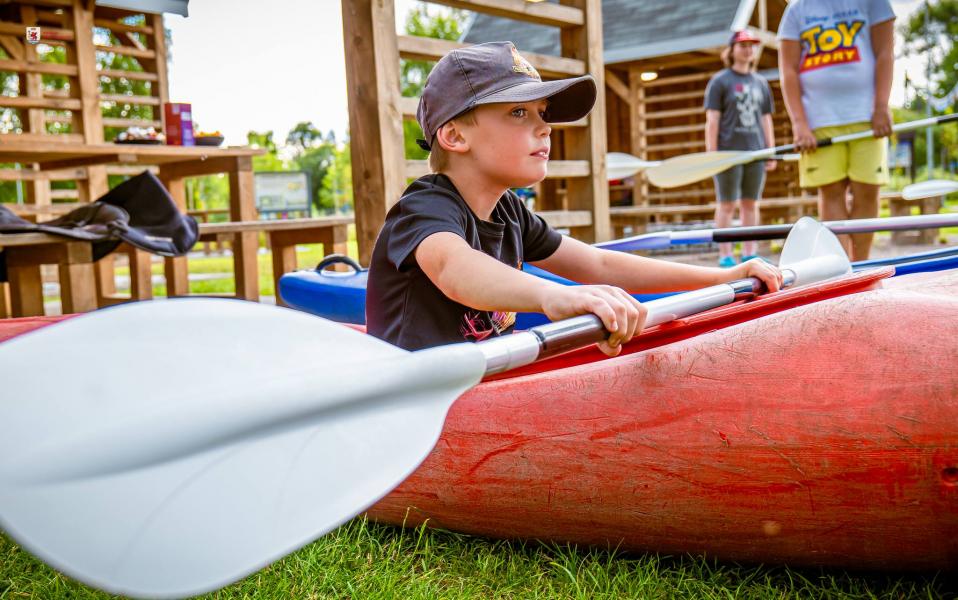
738, 162, 765, 258
819, 179, 852, 257
848, 181, 880, 261
846, 135, 889, 261
713, 166, 740, 264
739, 199, 759, 257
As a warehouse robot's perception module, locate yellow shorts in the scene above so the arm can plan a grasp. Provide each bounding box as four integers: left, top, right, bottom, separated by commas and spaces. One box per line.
798, 122, 889, 188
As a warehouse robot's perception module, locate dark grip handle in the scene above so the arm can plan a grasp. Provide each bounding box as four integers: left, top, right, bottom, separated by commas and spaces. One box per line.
314, 254, 364, 273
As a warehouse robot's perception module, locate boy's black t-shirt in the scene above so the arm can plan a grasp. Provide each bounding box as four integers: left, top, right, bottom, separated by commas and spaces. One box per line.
366, 173, 562, 351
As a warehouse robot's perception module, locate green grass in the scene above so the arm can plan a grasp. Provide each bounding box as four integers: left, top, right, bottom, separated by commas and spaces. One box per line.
1, 519, 953, 599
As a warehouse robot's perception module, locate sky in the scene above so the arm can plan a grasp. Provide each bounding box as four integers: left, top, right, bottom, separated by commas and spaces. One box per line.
164, 0, 933, 148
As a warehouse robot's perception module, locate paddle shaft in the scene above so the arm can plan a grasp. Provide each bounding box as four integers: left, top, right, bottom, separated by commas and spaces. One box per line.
750, 113, 958, 161
480, 270, 799, 375
597, 213, 958, 253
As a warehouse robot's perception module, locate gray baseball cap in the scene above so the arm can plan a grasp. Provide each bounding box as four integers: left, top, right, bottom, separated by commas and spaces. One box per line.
416, 41, 596, 150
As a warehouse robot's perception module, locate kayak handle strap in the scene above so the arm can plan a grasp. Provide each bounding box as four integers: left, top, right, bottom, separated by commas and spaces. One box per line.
315, 254, 364, 273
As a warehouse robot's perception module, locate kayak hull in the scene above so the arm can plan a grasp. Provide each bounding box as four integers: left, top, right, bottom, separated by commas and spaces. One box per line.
365, 271, 958, 570
2, 270, 956, 570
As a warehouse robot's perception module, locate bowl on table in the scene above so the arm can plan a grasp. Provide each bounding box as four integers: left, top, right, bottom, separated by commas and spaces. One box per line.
194, 134, 225, 147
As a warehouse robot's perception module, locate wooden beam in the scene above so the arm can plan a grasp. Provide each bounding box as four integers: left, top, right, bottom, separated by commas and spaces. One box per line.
604, 68, 630, 104
646, 123, 705, 136
0, 22, 74, 40
0, 96, 82, 110
101, 117, 163, 128
643, 71, 711, 88
342, 0, 407, 266
98, 68, 159, 81
100, 93, 161, 106
645, 106, 702, 120
642, 90, 705, 104
0, 58, 78, 76
0, 132, 84, 143
0, 34, 25, 60
94, 43, 155, 59
428, 0, 583, 28
93, 18, 153, 35
397, 35, 586, 78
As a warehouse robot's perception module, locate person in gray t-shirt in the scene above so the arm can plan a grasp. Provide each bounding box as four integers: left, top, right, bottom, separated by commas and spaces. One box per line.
704, 31, 776, 267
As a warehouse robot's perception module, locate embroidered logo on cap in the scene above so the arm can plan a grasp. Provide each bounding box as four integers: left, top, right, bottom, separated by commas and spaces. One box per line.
510, 46, 541, 81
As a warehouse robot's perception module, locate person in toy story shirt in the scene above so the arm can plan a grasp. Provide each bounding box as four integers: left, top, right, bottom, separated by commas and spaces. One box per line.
778, 0, 895, 261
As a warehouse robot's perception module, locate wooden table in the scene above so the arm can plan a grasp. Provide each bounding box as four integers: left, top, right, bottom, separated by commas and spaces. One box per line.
0, 140, 267, 310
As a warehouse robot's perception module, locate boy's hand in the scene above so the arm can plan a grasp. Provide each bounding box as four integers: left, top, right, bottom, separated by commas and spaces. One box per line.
732, 258, 783, 293
540, 285, 647, 357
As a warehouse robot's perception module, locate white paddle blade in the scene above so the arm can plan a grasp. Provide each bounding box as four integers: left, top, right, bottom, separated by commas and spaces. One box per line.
0, 299, 485, 599
646, 151, 748, 188
779, 216, 852, 285
606, 152, 662, 181
902, 179, 958, 201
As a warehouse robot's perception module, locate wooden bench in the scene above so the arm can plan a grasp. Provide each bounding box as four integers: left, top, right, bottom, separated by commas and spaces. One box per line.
0, 216, 353, 317
194, 217, 352, 306
0, 233, 98, 318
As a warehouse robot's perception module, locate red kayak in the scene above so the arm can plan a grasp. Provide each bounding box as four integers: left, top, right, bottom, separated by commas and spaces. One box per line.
3, 268, 956, 570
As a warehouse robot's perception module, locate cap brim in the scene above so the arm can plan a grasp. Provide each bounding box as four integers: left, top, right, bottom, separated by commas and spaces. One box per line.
474, 75, 596, 123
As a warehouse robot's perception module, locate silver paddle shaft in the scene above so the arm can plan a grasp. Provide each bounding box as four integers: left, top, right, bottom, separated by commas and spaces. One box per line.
479, 270, 798, 375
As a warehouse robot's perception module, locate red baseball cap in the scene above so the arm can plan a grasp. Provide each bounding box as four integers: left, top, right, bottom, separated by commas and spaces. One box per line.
729, 30, 761, 46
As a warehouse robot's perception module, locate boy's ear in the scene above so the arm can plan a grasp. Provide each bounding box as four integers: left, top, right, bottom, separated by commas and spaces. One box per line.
435, 120, 470, 154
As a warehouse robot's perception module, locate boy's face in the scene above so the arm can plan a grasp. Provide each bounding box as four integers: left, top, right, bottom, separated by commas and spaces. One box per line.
456, 99, 552, 188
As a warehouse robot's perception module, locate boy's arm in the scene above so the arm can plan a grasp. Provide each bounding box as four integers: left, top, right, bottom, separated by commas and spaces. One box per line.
778, 40, 816, 150
531, 236, 783, 294
415, 232, 646, 355
870, 18, 895, 137
761, 113, 777, 171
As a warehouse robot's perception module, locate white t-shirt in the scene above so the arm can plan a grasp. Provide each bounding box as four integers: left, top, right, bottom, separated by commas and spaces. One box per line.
778, 0, 895, 130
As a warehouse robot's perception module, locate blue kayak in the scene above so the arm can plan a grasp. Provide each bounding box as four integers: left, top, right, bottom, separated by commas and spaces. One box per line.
279, 247, 958, 326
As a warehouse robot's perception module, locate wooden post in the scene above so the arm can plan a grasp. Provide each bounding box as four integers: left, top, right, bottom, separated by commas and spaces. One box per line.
160, 170, 190, 296
19, 5, 52, 212
228, 156, 260, 301
341, 0, 406, 266
559, 0, 609, 242
70, 1, 114, 302
628, 68, 648, 208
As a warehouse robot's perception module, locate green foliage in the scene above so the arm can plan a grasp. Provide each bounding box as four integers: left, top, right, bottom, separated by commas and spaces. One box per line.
899, 0, 958, 100
319, 142, 353, 214
891, 106, 957, 177
400, 3, 467, 159
286, 123, 338, 213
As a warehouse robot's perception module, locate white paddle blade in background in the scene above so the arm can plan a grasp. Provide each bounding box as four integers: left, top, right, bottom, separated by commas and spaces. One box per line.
0, 299, 486, 599
902, 179, 958, 201
606, 152, 662, 181
645, 151, 748, 188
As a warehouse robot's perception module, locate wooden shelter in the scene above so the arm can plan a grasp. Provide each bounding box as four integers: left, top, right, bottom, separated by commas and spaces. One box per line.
342, 0, 609, 265
0, 0, 347, 318
465, 0, 812, 236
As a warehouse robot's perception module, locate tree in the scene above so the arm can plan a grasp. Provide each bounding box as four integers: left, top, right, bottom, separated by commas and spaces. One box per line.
319, 142, 353, 214
400, 3, 468, 159
900, 1, 958, 102
286, 121, 332, 155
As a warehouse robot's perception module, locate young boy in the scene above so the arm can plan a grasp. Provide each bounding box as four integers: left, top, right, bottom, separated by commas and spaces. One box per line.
367, 42, 782, 357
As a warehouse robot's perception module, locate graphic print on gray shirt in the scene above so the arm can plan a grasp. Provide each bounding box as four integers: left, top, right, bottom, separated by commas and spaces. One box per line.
704, 69, 774, 151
